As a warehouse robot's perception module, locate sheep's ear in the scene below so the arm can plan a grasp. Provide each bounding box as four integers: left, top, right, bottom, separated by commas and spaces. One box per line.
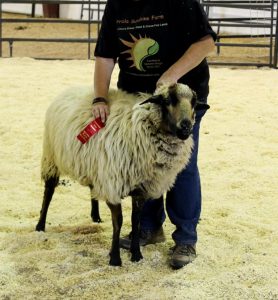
191, 91, 197, 108
195, 102, 210, 111
190, 90, 210, 111
139, 95, 164, 106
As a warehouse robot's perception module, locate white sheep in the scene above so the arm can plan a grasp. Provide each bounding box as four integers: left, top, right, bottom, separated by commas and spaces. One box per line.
35, 83, 209, 266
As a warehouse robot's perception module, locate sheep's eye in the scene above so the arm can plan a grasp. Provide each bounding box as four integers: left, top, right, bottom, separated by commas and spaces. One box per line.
165, 99, 171, 106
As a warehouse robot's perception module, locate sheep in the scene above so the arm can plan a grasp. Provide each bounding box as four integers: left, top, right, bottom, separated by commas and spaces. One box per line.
35, 83, 209, 266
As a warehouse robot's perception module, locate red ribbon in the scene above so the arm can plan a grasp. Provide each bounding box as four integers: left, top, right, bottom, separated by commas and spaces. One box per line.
77, 118, 105, 144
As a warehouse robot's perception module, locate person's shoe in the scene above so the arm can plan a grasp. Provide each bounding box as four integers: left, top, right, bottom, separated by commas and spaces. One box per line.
169, 244, 196, 269
119, 227, 166, 250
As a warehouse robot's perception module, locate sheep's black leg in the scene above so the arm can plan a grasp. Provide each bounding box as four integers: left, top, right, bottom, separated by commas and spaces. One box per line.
35, 176, 59, 232
91, 199, 102, 223
130, 195, 144, 262
106, 202, 123, 266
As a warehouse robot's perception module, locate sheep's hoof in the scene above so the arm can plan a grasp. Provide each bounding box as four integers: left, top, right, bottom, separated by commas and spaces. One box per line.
109, 256, 122, 267
35, 223, 45, 232
91, 216, 102, 223
131, 252, 143, 262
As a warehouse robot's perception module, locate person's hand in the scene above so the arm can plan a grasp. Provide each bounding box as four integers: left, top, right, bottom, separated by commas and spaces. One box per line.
156, 70, 178, 89
155, 72, 178, 96
92, 102, 109, 123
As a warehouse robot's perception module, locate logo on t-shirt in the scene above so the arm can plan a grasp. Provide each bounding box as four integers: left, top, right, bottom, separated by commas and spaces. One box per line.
120, 33, 159, 72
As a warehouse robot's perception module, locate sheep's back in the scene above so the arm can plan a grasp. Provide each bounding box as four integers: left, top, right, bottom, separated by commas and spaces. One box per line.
42, 87, 149, 204
41, 86, 95, 181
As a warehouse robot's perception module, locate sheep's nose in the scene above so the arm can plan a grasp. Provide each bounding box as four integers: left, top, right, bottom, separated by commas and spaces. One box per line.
180, 119, 192, 131
176, 119, 193, 140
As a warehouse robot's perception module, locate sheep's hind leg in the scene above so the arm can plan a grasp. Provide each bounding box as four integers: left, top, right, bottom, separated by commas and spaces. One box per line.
91, 199, 102, 222
106, 202, 123, 266
130, 194, 144, 262
89, 186, 102, 223
35, 176, 59, 231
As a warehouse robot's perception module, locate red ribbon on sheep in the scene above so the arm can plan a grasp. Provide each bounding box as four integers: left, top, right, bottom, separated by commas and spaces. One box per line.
77, 118, 105, 144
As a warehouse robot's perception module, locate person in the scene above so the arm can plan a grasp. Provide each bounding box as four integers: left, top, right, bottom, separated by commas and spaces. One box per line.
92, 0, 216, 269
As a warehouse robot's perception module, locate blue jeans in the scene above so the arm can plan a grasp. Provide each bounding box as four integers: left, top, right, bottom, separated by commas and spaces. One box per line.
140, 107, 207, 245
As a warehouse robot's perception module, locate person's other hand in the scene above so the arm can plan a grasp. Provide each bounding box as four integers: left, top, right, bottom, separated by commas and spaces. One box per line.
92, 102, 109, 123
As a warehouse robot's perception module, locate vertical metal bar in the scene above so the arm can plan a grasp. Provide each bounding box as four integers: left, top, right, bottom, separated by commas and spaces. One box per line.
269, 0, 274, 66
31, 3, 35, 17
88, 0, 91, 59
274, 2, 278, 68
9, 40, 13, 57
97, 0, 100, 33
216, 20, 221, 55
0, 0, 2, 57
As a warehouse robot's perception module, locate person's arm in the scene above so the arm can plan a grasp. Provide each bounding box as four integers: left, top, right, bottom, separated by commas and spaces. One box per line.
92, 56, 116, 123
157, 35, 215, 86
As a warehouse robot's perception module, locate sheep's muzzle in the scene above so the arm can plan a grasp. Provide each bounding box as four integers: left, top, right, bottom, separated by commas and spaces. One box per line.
176, 119, 193, 140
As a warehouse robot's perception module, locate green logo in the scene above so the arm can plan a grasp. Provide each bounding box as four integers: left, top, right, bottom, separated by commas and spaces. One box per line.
120, 34, 159, 71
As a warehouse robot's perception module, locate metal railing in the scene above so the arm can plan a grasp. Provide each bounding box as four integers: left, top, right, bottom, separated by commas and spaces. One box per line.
1, 0, 277, 67
202, 0, 278, 68
0, 0, 106, 59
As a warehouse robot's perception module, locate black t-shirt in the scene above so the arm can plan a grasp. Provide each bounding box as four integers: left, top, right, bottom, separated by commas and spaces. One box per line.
94, 0, 217, 98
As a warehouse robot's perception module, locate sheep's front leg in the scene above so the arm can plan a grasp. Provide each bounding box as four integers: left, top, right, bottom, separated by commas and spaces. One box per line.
106, 202, 123, 266
36, 176, 59, 231
130, 195, 145, 262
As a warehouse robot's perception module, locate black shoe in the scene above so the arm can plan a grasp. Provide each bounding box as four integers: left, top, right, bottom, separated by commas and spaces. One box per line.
169, 244, 196, 269
119, 227, 166, 250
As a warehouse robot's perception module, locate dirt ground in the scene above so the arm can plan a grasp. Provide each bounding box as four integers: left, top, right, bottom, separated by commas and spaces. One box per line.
0, 58, 277, 300
0, 12, 276, 66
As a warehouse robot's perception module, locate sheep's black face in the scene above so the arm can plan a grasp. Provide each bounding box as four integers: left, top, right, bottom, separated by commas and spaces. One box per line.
165, 115, 193, 140
140, 83, 209, 140
159, 84, 196, 140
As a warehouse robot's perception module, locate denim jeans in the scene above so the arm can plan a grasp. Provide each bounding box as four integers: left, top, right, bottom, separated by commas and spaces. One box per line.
140, 106, 207, 245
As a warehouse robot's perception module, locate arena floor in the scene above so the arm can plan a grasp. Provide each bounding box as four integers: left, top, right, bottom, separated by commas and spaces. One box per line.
0, 58, 277, 299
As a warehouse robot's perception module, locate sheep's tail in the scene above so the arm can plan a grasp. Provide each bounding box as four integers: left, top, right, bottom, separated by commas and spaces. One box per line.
41, 127, 60, 182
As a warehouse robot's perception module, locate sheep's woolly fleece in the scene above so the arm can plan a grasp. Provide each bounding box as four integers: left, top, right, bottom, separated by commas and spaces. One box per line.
0, 58, 277, 300
41, 85, 193, 204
